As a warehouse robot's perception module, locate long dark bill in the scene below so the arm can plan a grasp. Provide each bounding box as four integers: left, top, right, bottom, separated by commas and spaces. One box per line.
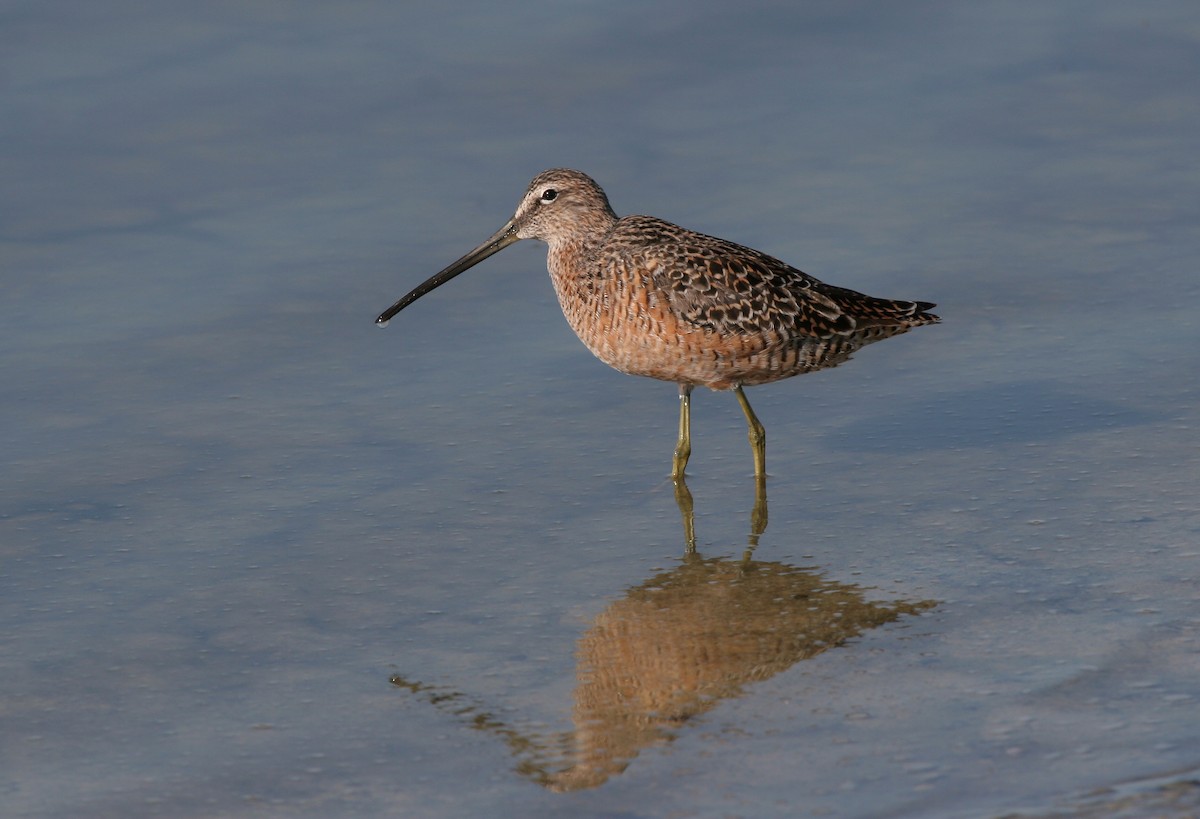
375, 219, 520, 326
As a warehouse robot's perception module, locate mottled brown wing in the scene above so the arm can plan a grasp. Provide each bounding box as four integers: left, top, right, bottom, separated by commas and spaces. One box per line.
620, 217, 857, 339
812, 282, 939, 327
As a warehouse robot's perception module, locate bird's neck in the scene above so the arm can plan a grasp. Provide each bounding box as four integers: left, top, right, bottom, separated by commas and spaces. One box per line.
545, 215, 614, 286
544, 232, 611, 333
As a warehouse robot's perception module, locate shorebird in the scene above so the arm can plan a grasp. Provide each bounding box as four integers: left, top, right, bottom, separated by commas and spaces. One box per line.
376, 169, 939, 480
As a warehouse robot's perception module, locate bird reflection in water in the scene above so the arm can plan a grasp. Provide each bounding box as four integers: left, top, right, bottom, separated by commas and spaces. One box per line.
390, 552, 935, 791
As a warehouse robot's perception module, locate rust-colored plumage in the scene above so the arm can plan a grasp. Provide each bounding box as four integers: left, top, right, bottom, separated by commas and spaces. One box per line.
377, 168, 939, 479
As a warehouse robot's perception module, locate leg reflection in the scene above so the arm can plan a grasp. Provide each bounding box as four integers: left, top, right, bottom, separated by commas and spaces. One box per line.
672, 472, 769, 552
674, 475, 696, 553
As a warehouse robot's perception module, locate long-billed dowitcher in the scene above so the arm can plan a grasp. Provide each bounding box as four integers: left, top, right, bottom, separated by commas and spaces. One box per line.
377, 169, 939, 480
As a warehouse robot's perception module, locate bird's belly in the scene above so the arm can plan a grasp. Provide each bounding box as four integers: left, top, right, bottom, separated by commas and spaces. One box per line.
570, 319, 865, 390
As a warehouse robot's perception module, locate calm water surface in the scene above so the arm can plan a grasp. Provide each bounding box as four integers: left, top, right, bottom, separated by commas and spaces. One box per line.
3, 2, 1199, 817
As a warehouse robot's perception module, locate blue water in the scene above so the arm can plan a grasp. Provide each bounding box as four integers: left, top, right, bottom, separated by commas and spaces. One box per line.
4, 2, 1200, 817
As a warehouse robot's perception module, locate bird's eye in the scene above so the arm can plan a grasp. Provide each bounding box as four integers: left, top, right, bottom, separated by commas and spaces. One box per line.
540, 189, 558, 203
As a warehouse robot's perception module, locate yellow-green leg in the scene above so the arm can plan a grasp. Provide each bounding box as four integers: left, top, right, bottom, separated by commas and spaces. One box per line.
734, 386, 769, 542
748, 471, 768, 547
672, 384, 693, 481
734, 386, 766, 478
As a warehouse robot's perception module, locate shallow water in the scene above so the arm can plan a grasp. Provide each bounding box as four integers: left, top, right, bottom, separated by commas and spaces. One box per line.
4, 2, 1200, 817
